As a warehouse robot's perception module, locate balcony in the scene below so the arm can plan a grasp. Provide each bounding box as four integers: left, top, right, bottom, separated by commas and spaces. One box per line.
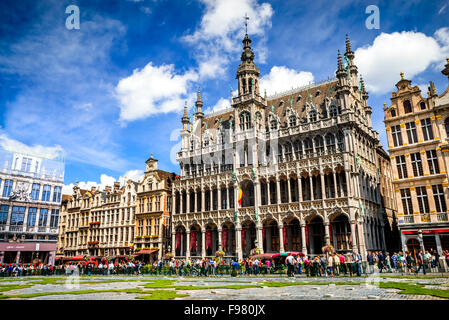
400, 213, 449, 224
9, 226, 23, 232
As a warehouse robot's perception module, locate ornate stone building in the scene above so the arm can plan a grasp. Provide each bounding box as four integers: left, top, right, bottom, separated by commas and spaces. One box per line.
134, 154, 176, 261
59, 180, 137, 259
384, 58, 449, 258
0, 149, 64, 264
171, 33, 387, 261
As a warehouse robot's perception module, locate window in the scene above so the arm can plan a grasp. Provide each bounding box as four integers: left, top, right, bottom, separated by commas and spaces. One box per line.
289, 115, 297, 127
433, 184, 447, 213
400, 188, 413, 215
396, 155, 408, 179
27, 208, 37, 227
314, 136, 324, 155
329, 105, 338, 117
403, 100, 412, 113
410, 152, 423, 177
416, 186, 429, 214
426, 150, 440, 175
391, 125, 403, 147
337, 132, 344, 151
42, 185, 51, 201
30, 183, 40, 201
270, 120, 277, 130
239, 112, 251, 131
50, 209, 59, 228
10, 206, 25, 226
2, 180, 13, 198
421, 118, 434, 141
0, 205, 9, 224
405, 122, 418, 144
420, 102, 426, 110
390, 109, 396, 117
304, 138, 313, 156
309, 110, 317, 122
53, 186, 62, 203
38, 208, 48, 226
325, 134, 336, 153
21, 157, 32, 172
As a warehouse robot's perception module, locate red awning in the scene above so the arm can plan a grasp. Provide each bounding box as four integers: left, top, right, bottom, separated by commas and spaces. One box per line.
64, 255, 86, 261
251, 253, 274, 259
135, 249, 158, 255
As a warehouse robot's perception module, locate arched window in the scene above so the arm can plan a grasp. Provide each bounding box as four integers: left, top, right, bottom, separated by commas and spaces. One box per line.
270, 119, 277, 130
255, 112, 262, 130
239, 111, 251, 131
325, 133, 336, 153
304, 138, 313, 156
329, 105, 338, 117
403, 100, 412, 113
284, 143, 292, 154
420, 101, 426, 110
314, 136, 324, 155
445, 117, 449, 137
390, 108, 396, 117
242, 78, 247, 94
289, 115, 297, 127
294, 140, 302, 153
190, 140, 194, 151
248, 78, 253, 94
337, 131, 345, 151
309, 110, 317, 122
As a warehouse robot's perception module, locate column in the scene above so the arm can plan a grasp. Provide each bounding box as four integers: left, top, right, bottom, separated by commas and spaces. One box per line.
320, 174, 325, 200
194, 191, 198, 213
171, 231, 176, 255
298, 175, 303, 202
300, 222, 307, 255
218, 228, 222, 251
345, 170, 352, 197
217, 187, 222, 210
236, 225, 243, 260
186, 231, 191, 258
267, 181, 272, 205
279, 223, 285, 253
435, 233, 443, 256
333, 172, 338, 198
324, 222, 330, 246
226, 187, 230, 209
210, 189, 213, 211
186, 191, 190, 213
309, 175, 314, 201
358, 220, 367, 260
201, 229, 206, 257
257, 226, 263, 253
15, 251, 21, 264
276, 177, 280, 204
287, 178, 291, 203
201, 189, 205, 212
350, 220, 358, 252
180, 191, 184, 214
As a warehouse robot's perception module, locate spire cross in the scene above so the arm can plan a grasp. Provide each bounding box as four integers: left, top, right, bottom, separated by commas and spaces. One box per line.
244, 13, 249, 34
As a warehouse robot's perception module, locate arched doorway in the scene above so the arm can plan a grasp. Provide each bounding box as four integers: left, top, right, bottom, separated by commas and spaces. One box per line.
240, 179, 254, 207
205, 223, 218, 257
307, 215, 324, 255
330, 214, 351, 253
175, 225, 187, 257
263, 219, 279, 253
241, 220, 256, 257
222, 222, 236, 257
189, 224, 201, 257
284, 217, 301, 252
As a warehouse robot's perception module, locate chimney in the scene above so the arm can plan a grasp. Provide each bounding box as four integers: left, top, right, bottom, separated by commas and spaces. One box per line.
114, 181, 120, 191
104, 186, 112, 193
91, 186, 97, 194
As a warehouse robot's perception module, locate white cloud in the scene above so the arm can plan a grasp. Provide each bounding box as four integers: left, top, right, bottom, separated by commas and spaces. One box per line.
0, 134, 63, 160
260, 66, 314, 96
116, 62, 198, 122
140, 7, 152, 14
183, 0, 273, 79
204, 97, 231, 114
62, 169, 144, 195
439, 2, 448, 15
354, 30, 449, 94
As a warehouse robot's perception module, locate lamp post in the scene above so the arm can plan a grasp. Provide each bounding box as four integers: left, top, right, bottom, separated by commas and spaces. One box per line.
417, 229, 426, 273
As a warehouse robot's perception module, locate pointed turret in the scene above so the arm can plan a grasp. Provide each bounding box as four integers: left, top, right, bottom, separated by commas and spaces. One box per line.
345, 34, 354, 59
182, 102, 190, 130
195, 88, 204, 119
337, 50, 344, 71
235, 31, 260, 99
360, 76, 369, 100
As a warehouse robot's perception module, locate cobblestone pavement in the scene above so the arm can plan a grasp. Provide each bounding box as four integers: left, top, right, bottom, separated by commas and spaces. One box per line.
0, 274, 448, 300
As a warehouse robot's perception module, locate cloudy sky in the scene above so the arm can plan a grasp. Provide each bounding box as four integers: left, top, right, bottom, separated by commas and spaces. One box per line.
0, 0, 448, 194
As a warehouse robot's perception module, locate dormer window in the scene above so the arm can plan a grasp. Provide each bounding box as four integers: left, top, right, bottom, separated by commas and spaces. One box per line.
390, 108, 396, 117
289, 115, 297, 127
420, 101, 426, 110
329, 105, 338, 117
270, 120, 277, 130
403, 100, 412, 113
309, 110, 317, 122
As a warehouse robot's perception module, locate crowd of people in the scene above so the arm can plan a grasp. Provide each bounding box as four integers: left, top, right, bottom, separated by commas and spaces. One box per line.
1, 249, 448, 278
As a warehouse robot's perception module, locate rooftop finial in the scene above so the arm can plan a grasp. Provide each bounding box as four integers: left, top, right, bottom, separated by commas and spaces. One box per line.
345, 34, 352, 53
244, 13, 249, 34
400, 72, 404, 80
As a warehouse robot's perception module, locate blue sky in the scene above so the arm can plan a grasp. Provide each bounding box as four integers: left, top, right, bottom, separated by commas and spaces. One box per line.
0, 0, 448, 193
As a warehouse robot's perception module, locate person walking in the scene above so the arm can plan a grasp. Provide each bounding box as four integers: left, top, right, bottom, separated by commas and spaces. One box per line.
415, 250, 426, 275
285, 253, 295, 277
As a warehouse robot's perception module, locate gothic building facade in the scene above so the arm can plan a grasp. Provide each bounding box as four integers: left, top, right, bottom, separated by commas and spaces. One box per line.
171, 33, 388, 261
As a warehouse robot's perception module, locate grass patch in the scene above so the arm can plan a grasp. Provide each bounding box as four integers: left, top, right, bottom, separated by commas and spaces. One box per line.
136, 290, 189, 300
2, 288, 151, 299
0, 284, 35, 292
379, 282, 449, 299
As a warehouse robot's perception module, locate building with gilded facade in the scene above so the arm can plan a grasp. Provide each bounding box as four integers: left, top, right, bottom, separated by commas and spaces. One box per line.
171, 32, 389, 261
384, 59, 449, 258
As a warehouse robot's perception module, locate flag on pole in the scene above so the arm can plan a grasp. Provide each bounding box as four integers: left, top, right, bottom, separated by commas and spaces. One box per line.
238, 185, 243, 206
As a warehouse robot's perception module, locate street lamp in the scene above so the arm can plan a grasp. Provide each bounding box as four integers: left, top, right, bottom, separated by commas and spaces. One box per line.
417, 229, 426, 272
